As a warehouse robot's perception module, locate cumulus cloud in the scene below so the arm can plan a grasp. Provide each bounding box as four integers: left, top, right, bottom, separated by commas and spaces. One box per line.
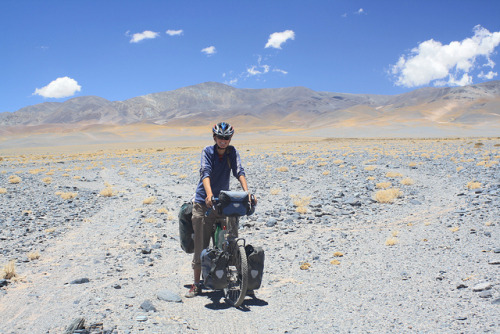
478, 70, 498, 80
201, 46, 216, 56
391, 25, 500, 87
356, 8, 365, 14
33, 77, 81, 98
265, 30, 295, 49
129, 30, 160, 43
166, 29, 183, 36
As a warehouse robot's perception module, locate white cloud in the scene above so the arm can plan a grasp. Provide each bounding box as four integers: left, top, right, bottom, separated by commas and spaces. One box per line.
166, 29, 183, 36
201, 46, 216, 56
33, 77, 81, 98
130, 30, 160, 43
478, 70, 498, 80
265, 30, 295, 49
356, 8, 365, 15
273, 68, 288, 75
391, 25, 500, 87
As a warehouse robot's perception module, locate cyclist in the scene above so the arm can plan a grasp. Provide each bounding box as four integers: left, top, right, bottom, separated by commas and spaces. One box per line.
186, 122, 257, 298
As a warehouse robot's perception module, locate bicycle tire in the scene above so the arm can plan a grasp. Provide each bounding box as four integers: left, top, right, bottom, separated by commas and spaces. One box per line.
224, 242, 248, 307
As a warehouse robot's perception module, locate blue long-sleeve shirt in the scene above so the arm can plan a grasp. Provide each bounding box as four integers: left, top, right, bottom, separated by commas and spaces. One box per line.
194, 145, 246, 204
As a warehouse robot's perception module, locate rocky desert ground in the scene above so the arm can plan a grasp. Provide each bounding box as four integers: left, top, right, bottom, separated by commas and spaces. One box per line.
0, 137, 499, 333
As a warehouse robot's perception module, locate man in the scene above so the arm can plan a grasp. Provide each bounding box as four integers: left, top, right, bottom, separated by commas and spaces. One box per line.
186, 122, 256, 298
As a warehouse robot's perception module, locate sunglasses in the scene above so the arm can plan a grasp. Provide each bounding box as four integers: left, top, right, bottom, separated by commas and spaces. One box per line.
216, 135, 232, 140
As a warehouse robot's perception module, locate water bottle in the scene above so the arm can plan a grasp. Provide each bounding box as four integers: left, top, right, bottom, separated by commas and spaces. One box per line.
217, 226, 226, 249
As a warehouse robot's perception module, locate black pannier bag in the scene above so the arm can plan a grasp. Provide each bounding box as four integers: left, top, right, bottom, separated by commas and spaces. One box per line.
245, 245, 265, 290
201, 248, 229, 289
218, 190, 253, 216
178, 202, 194, 253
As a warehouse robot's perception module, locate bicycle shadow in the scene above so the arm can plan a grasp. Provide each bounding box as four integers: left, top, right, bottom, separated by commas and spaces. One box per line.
203, 290, 269, 311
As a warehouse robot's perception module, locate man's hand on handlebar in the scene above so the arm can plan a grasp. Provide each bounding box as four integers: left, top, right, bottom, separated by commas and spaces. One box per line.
205, 195, 213, 208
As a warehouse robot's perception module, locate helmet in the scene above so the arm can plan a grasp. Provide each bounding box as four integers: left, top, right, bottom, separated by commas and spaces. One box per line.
212, 122, 234, 137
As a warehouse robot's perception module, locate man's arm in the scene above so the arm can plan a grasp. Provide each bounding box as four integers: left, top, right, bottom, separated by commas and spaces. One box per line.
202, 177, 213, 207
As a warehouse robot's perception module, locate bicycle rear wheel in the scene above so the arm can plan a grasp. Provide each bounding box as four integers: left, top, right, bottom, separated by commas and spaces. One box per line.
224, 242, 248, 307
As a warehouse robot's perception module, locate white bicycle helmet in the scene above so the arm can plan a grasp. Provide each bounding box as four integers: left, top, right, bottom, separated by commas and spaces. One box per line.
212, 122, 234, 138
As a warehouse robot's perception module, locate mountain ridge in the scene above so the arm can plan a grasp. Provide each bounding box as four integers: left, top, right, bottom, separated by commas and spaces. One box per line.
1, 81, 499, 137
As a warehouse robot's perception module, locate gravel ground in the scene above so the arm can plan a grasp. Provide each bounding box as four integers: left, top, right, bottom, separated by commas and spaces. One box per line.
0, 138, 499, 333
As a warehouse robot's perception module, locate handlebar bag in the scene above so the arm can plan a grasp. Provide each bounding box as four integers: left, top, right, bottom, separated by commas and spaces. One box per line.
218, 190, 250, 217
178, 202, 194, 253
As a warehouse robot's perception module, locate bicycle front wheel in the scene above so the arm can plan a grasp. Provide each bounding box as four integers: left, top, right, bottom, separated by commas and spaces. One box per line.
224, 242, 248, 307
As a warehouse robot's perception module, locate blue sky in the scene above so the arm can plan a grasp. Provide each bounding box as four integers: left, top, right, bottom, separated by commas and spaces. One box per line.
1, 0, 500, 113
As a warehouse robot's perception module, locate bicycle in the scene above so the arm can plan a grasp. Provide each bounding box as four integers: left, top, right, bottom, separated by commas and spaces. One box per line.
203, 191, 256, 307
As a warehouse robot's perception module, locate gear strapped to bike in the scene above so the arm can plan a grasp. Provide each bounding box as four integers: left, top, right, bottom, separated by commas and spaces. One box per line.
199, 190, 263, 307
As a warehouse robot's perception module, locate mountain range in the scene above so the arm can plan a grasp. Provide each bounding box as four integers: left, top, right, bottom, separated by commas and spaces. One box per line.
1, 81, 500, 142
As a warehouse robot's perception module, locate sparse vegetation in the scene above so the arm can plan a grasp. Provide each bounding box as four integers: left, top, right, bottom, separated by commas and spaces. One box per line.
374, 188, 403, 203
0, 188, 6, 194
2, 260, 17, 279
376, 182, 392, 189
143, 196, 157, 204
400, 178, 415, 185
8, 175, 21, 184
99, 187, 115, 197
466, 181, 481, 190
276, 166, 289, 172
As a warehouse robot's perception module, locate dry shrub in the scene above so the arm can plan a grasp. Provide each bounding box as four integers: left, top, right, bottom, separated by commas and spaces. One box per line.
366, 176, 375, 181
179, 174, 188, 179
2, 260, 17, 279
296, 206, 308, 214
27, 251, 40, 260
45, 227, 56, 233
364, 165, 376, 171
333, 252, 344, 257
385, 238, 398, 246
374, 188, 403, 203
0, 188, 6, 194
294, 160, 306, 165
376, 182, 392, 189
449, 226, 460, 232
330, 259, 341, 265
317, 162, 328, 167
386, 171, 403, 178
408, 162, 417, 167
456, 166, 464, 172
322, 170, 330, 176
300, 262, 311, 270
8, 175, 21, 184
100, 187, 114, 197
292, 195, 311, 207
143, 196, 157, 204
57, 192, 78, 200
144, 217, 156, 223
276, 166, 289, 172
157, 208, 169, 214
42, 177, 52, 184
466, 181, 481, 190
400, 178, 415, 185
270, 188, 281, 195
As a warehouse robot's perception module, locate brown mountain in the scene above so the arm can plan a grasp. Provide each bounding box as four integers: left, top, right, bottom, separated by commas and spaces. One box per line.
1, 81, 499, 142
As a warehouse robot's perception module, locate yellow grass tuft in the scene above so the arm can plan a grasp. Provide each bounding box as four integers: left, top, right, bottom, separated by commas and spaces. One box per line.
99, 187, 115, 197
366, 176, 375, 181
27, 251, 40, 260
333, 159, 343, 164
57, 192, 78, 200
2, 260, 17, 279
466, 181, 481, 190
8, 175, 21, 184
330, 259, 341, 265
144, 217, 156, 223
322, 170, 330, 175
364, 165, 376, 171
276, 166, 289, 172
385, 238, 398, 246
300, 262, 311, 270
449, 226, 460, 232
374, 188, 403, 203
296, 206, 308, 214
0, 188, 6, 194
42, 177, 53, 184
456, 166, 464, 172
143, 196, 157, 204
292, 195, 311, 207
333, 252, 344, 257
400, 178, 415, 185
386, 171, 403, 178
157, 207, 169, 214
376, 182, 392, 189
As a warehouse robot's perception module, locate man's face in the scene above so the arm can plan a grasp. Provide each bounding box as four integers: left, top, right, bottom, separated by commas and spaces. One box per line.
215, 135, 231, 149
